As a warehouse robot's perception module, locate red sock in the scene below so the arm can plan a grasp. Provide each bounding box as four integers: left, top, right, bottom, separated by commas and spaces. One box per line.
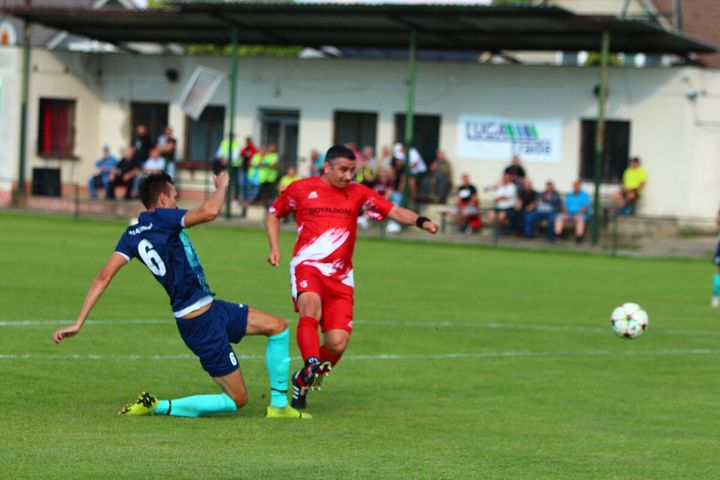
296, 316, 320, 361
319, 345, 342, 367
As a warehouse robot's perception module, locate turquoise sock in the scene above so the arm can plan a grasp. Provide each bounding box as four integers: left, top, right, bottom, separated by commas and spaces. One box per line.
713, 273, 720, 296
154, 393, 237, 418
266, 329, 290, 408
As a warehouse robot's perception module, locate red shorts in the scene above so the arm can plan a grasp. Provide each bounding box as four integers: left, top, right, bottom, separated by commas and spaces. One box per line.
292, 265, 354, 332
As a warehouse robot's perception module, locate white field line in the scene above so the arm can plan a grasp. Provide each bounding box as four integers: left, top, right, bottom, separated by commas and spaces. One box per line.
1, 349, 720, 362
1, 318, 718, 338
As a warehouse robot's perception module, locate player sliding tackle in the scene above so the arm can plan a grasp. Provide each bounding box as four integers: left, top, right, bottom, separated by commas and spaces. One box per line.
53, 172, 309, 419
266, 144, 439, 411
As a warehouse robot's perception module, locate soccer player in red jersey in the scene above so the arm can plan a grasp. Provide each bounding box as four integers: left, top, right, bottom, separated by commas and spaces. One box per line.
265, 144, 439, 410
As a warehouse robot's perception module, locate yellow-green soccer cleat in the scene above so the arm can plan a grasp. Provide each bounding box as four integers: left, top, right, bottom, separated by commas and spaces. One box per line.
265, 405, 313, 420
119, 391, 158, 416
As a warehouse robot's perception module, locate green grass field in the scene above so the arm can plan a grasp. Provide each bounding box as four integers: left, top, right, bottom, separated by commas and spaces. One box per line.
2, 212, 719, 479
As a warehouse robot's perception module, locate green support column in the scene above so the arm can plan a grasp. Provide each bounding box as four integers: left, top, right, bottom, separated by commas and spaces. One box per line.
402, 28, 417, 208
16, 20, 32, 198
225, 27, 239, 220
591, 31, 610, 246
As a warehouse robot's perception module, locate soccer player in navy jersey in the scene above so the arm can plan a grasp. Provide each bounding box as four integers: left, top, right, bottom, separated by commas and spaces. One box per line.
53, 172, 308, 419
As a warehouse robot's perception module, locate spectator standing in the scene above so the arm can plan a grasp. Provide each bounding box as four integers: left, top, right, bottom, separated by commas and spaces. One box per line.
611, 157, 648, 215
131, 125, 152, 168
309, 149, 325, 177
156, 126, 177, 181
247, 146, 266, 204
361, 146, 377, 170
379, 145, 394, 169
240, 137, 258, 201
504, 155, 526, 185
523, 181, 561, 240
256, 143, 280, 206
88, 145, 118, 199
212, 136, 240, 174
278, 166, 302, 193
355, 153, 376, 187
213, 136, 241, 203
394, 143, 427, 204
417, 161, 444, 204
433, 150, 453, 203
554, 180, 591, 244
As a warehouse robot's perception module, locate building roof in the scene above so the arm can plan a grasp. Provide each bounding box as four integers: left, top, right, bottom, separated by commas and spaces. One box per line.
2, 3, 717, 55
1, 0, 138, 48
653, 0, 720, 67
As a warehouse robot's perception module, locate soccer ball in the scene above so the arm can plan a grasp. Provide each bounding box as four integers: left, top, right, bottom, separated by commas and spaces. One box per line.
610, 303, 649, 339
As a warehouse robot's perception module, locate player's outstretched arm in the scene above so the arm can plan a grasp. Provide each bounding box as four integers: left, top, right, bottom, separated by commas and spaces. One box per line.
387, 206, 439, 234
265, 213, 282, 266
184, 172, 230, 228
53, 253, 127, 344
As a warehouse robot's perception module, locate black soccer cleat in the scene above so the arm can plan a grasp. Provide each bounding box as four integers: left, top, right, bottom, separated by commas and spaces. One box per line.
291, 370, 309, 410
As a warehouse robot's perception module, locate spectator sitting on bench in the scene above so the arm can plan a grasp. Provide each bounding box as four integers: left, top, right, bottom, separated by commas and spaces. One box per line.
611, 156, 647, 215
554, 180, 591, 244
516, 178, 538, 236
450, 173, 482, 234
142, 147, 167, 175
524, 180, 561, 240
87, 145, 117, 199
107, 146, 141, 200
487, 172, 518, 236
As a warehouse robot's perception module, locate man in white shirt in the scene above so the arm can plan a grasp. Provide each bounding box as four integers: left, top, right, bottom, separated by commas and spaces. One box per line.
490, 172, 518, 235
143, 147, 167, 174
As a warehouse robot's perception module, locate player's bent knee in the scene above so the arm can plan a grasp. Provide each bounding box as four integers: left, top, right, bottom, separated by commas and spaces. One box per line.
267, 318, 287, 335
228, 390, 248, 409
325, 337, 349, 355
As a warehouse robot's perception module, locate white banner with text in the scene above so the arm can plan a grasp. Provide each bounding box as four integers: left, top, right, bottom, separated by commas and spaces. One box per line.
457, 115, 562, 163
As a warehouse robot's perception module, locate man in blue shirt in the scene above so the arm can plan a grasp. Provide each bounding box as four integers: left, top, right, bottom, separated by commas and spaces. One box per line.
87, 145, 118, 199
554, 180, 591, 244
53, 172, 308, 419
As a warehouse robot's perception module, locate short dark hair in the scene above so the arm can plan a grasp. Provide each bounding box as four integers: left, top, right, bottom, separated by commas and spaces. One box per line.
325, 145, 356, 165
139, 172, 174, 208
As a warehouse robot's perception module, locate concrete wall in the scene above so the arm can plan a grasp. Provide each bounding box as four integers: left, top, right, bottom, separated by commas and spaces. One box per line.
0, 47, 20, 203
2, 47, 720, 220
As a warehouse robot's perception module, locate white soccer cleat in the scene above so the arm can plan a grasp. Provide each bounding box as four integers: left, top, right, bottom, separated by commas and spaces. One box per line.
712, 297, 719, 308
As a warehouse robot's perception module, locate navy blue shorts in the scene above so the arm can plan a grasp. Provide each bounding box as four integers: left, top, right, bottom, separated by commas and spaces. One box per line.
714, 242, 720, 265
175, 300, 249, 378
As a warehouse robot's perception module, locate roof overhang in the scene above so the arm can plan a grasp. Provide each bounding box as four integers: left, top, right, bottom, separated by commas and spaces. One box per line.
2, 3, 717, 55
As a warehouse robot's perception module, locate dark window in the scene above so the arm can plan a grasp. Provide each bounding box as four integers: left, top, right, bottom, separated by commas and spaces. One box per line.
185, 105, 225, 162
580, 119, 631, 183
130, 102, 168, 146
394, 114, 441, 165
37, 98, 75, 156
333, 111, 377, 151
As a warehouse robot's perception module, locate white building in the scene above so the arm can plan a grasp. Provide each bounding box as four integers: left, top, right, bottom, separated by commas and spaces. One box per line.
1, 1, 718, 221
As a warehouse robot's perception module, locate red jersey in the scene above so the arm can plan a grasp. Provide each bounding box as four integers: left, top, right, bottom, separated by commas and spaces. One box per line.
269, 176, 394, 289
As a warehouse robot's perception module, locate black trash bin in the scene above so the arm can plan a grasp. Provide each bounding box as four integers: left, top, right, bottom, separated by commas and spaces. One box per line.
32, 168, 61, 197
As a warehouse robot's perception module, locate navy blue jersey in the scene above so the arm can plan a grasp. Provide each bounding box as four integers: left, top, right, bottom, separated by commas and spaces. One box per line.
115, 208, 214, 317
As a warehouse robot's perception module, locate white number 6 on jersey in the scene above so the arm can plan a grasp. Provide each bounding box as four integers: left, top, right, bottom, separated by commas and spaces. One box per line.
138, 239, 167, 277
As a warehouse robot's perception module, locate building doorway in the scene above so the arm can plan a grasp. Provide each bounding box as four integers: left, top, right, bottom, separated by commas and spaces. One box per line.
130, 102, 168, 145
260, 109, 300, 174
394, 113, 441, 165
